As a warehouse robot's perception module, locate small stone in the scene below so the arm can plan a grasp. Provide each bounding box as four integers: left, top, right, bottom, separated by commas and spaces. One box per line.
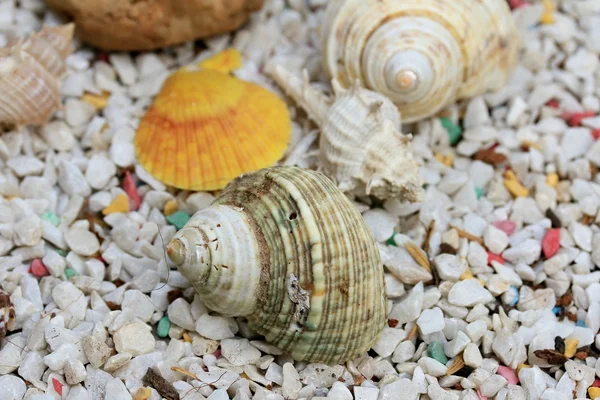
441, 118, 463, 145
40, 211, 60, 227
497, 366, 519, 385
14, 215, 43, 247
354, 387, 379, 400
428, 341, 448, 365
564, 338, 579, 358
372, 327, 406, 357
102, 194, 129, 215
417, 307, 445, 335
195, 314, 235, 340
40, 121, 75, 151
104, 377, 131, 400
542, 228, 561, 258
110, 141, 136, 168
418, 357, 448, 377
327, 382, 352, 400
65, 227, 100, 256
43, 342, 80, 371
445, 331, 471, 358
166, 211, 191, 230
85, 154, 116, 190
65, 268, 77, 279
282, 363, 302, 399
103, 353, 132, 373
58, 160, 91, 197
362, 209, 396, 242
569, 221, 592, 252
122, 171, 142, 211
448, 280, 494, 307
29, 259, 49, 277
434, 254, 467, 281
464, 343, 483, 368
64, 359, 87, 385
0, 375, 26, 400
157, 316, 170, 338
484, 225, 510, 254
221, 338, 261, 366
380, 379, 418, 400
163, 199, 178, 216
82, 336, 111, 368
109, 53, 138, 85
480, 375, 508, 397
113, 322, 155, 356
167, 298, 196, 330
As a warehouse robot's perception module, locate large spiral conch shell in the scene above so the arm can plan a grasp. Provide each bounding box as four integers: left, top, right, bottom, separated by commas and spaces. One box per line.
0, 23, 74, 126
167, 166, 387, 364
321, 0, 520, 123
270, 65, 423, 202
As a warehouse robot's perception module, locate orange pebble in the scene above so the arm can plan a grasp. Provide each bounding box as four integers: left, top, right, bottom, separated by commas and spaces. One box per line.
102, 194, 129, 215
163, 199, 178, 216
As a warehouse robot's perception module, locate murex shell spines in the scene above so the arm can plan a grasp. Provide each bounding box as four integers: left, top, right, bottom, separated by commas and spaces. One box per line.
171, 166, 387, 364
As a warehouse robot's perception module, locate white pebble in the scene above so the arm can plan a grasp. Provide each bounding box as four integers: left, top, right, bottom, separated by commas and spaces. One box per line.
113, 322, 155, 356
417, 307, 445, 335
448, 280, 493, 307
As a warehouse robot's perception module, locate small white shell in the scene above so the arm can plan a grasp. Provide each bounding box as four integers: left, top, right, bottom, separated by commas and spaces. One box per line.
321, 0, 520, 123
270, 65, 423, 201
0, 24, 74, 126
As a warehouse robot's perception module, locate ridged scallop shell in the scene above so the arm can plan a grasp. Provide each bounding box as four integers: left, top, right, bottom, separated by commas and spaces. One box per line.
134, 49, 292, 192
0, 24, 74, 126
167, 166, 387, 364
270, 65, 423, 201
321, 0, 520, 123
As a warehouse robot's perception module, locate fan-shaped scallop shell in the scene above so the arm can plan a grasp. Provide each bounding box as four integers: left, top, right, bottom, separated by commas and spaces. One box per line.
270, 65, 423, 201
167, 166, 387, 364
0, 23, 74, 126
321, 0, 520, 123
134, 49, 292, 192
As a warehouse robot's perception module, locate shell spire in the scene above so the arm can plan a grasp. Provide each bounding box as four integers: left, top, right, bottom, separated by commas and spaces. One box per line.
270, 65, 423, 201
0, 23, 74, 127
167, 166, 387, 364
321, 0, 520, 122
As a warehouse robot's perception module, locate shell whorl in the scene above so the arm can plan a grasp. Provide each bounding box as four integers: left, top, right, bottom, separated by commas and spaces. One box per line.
0, 23, 74, 126
168, 166, 387, 364
269, 65, 423, 202
322, 0, 520, 123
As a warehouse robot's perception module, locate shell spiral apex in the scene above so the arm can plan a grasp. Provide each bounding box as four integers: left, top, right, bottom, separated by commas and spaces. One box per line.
270, 65, 424, 202
167, 166, 387, 364
0, 23, 74, 127
321, 0, 520, 123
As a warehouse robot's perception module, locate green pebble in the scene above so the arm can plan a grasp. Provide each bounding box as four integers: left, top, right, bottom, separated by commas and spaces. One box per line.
55, 249, 67, 256
65, 268, 76, 279
166, 211, 191, 230
440, 117, 463, 145
428, 341, 448, 365
386, 234, 397, 246
475, 187, 484, 199
157, 316, 171, 338
41, 211, 60, 227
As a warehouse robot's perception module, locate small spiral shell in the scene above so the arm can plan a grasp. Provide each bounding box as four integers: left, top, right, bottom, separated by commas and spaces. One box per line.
270, 65, 423, 201
322, 0, 519, 123
168, 166, 387, 364
0, 24, 74, 126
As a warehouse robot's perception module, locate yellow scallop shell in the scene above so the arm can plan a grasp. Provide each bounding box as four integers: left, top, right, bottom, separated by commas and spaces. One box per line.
134, 49, 291, 191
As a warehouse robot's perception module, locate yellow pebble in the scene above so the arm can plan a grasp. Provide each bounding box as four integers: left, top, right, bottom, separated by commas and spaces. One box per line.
163, 199, 178, 216
81, 91, 110, 110
504, 179, 529, 198
564, 338, 579, 358
540, 0, 556, 24
546, 173, 559, 187
102, 194, 129, 215
516, 363, 530, 375
134, 387, 152, 400
182, 332, 193, 343
589, 387, 600, 400
459, 268, 475, 281
435, 153, 453, 167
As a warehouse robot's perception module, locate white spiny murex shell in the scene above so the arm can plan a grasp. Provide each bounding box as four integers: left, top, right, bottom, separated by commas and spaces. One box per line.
167, 166, 387, 364
270, 65, 423, 201
321, 0, 520, 123
0, 23, 74, 126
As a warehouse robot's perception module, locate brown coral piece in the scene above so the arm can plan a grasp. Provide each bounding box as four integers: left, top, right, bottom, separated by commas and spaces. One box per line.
45, 0, 265, 51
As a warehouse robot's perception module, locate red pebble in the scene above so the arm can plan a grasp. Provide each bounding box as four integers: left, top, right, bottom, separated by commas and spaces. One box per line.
123, 171, 142, 211
546, 99, 560, 109
592, 129, 600, 141
593, 378, 600, 387
52, 378, 63, 396
477, 389, 488, 400
487, 252, 504, 265
213, 349, 222, 358
29, 259, 49, 277
493, 220, 517, 236
563, 110, 595, 127
542, 228, 561, 259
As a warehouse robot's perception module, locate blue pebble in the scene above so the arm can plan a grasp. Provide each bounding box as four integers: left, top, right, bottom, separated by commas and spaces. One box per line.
577, 320, 586, 327
552, 306, 561, 315
509, 286, 519, 306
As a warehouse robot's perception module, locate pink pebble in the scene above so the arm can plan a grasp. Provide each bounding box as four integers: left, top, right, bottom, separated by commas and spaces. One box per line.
122, 171, 142, 211
497, 365, 519, 385
477, 389, 487, 400
29, 259, 49, 277
493, 220, 517, 236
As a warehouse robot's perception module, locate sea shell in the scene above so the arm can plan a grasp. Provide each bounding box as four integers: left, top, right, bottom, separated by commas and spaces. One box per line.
134, 49, 292, 192
0, 290, 16, 340
167, 166, 387, 364
321, 0, 520, 123
270, 65, 423, 201
0, 24, 74, 126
